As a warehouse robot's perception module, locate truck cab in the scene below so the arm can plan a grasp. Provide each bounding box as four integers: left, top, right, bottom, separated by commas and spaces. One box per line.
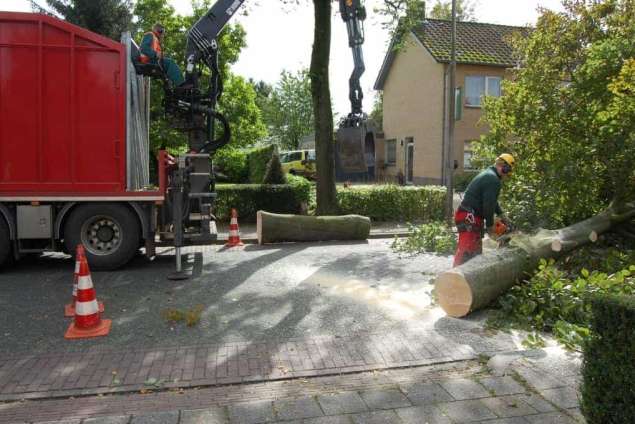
280, 150, 316, 179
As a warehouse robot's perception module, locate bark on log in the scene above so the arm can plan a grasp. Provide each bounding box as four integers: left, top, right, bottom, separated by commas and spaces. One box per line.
435, 203, 635, 318
257, 211, 371, 244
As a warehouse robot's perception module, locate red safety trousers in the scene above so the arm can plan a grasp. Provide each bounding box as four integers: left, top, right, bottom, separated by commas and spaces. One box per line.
453, 209, 484, 267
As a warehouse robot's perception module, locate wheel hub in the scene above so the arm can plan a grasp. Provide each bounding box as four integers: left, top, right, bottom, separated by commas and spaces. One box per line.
81, 216, 122, 256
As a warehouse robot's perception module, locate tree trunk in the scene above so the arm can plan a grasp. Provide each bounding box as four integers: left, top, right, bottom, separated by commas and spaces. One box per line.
435, 204, 635, 318
310, 0, 339, 215
257, 211, 370, 244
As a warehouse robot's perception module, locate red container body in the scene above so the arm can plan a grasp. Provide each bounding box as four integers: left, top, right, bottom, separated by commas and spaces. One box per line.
0, 12, 127, 195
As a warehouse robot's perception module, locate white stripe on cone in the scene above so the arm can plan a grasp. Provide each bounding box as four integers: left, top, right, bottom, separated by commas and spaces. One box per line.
75, 299, 99, 316
77, 275, 94, 290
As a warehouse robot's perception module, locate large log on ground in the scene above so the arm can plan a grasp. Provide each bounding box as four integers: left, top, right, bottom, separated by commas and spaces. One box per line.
435, 203, 635, 318
257, 211, 371, 244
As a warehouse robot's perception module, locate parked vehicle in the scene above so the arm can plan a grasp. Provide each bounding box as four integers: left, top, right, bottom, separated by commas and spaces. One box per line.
280, 150, 316, 178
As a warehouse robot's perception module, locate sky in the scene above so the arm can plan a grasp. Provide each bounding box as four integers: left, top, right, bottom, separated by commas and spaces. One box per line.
2, 0, 565, 116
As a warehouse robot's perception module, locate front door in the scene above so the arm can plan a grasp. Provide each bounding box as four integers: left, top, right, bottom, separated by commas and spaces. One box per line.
406, 142, 414, 184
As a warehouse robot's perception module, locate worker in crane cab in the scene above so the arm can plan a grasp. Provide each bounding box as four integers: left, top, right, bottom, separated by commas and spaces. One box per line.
139, 23, 190, 88
453, 153, 515, 266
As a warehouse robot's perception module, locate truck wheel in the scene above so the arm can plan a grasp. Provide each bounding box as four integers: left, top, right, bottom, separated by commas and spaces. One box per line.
63, 204, 140, 270
0, 218, 12, 268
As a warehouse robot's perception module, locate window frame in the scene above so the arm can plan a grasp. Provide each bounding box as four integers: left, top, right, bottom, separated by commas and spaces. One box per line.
464, 75, 502, 108
385, 139, 397, 166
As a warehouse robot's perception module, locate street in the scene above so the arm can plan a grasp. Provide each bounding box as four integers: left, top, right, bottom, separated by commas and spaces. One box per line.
0, 240, 583, 423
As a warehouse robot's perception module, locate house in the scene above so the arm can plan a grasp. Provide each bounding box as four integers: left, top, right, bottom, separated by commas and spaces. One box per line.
373, 19, 526, 185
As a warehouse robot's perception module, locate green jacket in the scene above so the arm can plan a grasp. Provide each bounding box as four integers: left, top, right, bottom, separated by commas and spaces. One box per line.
460, 166, 503, 228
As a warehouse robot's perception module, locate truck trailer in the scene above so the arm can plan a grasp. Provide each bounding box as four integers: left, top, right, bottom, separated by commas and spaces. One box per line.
0, 1, 371, 272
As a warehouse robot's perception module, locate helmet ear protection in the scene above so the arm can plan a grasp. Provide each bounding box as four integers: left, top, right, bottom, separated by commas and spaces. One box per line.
501, 162, 512, 175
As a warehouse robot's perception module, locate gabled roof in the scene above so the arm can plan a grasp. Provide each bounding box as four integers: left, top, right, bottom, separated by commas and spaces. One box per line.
374, 19, 528, 90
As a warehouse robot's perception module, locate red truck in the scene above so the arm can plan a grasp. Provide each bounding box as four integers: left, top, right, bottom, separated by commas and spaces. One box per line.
0, 12, 177, 270
0, 1, 371, 273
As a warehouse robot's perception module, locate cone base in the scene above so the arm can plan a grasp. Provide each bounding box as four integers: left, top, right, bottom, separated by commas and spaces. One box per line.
64, 319, 111, 339
64, 301, 104, 318
225, 240, 244, 247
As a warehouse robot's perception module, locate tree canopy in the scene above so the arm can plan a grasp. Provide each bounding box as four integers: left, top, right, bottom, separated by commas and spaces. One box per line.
476, 0, 635, 229
428, 0, 476, 21
44, 0, 133, 40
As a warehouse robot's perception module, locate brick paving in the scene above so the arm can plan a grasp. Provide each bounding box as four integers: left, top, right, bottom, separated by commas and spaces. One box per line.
0, 358, 585, 423
0, 328, 519, 402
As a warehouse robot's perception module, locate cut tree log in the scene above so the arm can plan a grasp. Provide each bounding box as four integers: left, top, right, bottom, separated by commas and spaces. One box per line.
435, 203, 635, 318
257, 211, 371, 244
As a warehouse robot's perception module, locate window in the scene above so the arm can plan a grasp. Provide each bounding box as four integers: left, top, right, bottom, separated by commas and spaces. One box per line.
287, 152, 302, 162
465, 76, 502, 107
279, 153, 289, 163
385, 139, 397, 166
463, 141, 476, 170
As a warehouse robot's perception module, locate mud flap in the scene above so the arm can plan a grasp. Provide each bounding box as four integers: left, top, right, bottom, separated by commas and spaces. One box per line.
335, 125, 367, 173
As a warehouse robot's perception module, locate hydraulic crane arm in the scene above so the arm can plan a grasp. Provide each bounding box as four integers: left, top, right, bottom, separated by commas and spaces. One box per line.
339, 0, 367, 121
183, 0, 368, 123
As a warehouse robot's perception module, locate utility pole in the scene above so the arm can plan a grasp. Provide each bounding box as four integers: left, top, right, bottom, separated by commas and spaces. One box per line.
445, 0, 457, 221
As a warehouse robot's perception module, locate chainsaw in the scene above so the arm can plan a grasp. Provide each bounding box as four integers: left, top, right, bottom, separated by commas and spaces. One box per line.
495, 218, 515, 247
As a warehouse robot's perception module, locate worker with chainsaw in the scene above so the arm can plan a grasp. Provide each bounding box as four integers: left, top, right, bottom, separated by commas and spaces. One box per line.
453, 154, 515, 266
139, 23, 188, 87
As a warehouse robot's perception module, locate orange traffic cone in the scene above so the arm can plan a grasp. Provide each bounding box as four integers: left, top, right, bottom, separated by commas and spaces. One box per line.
225, 208, 244, 247
64, 251, 111, 339
64, 246, 103, 317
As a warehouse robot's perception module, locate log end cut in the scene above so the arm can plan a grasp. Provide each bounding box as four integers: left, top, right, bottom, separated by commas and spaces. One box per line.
435, 270, 473, 318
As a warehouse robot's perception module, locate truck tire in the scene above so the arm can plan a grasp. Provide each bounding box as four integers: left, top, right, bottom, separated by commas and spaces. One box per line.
0, 218, 12, 268
63, 203, 140, 270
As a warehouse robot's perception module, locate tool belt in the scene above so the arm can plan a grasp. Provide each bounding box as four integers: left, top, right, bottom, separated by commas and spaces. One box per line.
456, 205, 483, 233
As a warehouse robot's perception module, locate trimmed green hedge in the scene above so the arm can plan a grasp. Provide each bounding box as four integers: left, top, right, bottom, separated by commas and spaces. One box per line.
247, 145, 277, 183
337, 185, 446, 222
215, 177, 312, 222
581, 293, 635, 423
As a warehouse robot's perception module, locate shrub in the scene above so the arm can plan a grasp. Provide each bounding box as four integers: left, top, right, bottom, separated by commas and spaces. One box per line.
581, 294, 635, 423
215, 182, 311, 222
454, 171, 478, 192
247, 145, 277, 183
263, 154, 285, 184
337, 185, 446, 222
391, 222, 457, 255
285, 174, 312, 205
214, 148, 249, 183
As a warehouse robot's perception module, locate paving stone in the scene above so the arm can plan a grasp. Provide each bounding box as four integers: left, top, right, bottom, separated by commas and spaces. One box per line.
228, 401, 275, 424
33, 421, 81, 424
437, 399, 497, 422
539, 387, 580, 409
130, 411, 179, 424
510, 393, 556, 413
83, 417, 131, 424
303, 417, 353, 424
479, 377, 526, 396
481, 395, 538, 417
514, 367, 562, 390
439, 378, 490, 400
274, 398, 323, 421
524, 411, 577, 424
479, 418, 529, 424
317, 392, 368, 415
394, 404, 452, 424
401, 382, 454, 405
351, 410, 402, 424
180, 407, 227, 423
359, 388, 411, 410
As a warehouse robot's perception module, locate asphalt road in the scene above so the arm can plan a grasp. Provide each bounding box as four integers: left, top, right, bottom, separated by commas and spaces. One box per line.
0, 239, 480, 356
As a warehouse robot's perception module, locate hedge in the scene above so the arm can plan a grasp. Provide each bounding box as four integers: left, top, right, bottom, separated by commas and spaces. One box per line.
215, 176, 312, 222
247, 145, 277, 183
454, 171, 478, 192
581, 294, 635, 423
337, 185, 446, 222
